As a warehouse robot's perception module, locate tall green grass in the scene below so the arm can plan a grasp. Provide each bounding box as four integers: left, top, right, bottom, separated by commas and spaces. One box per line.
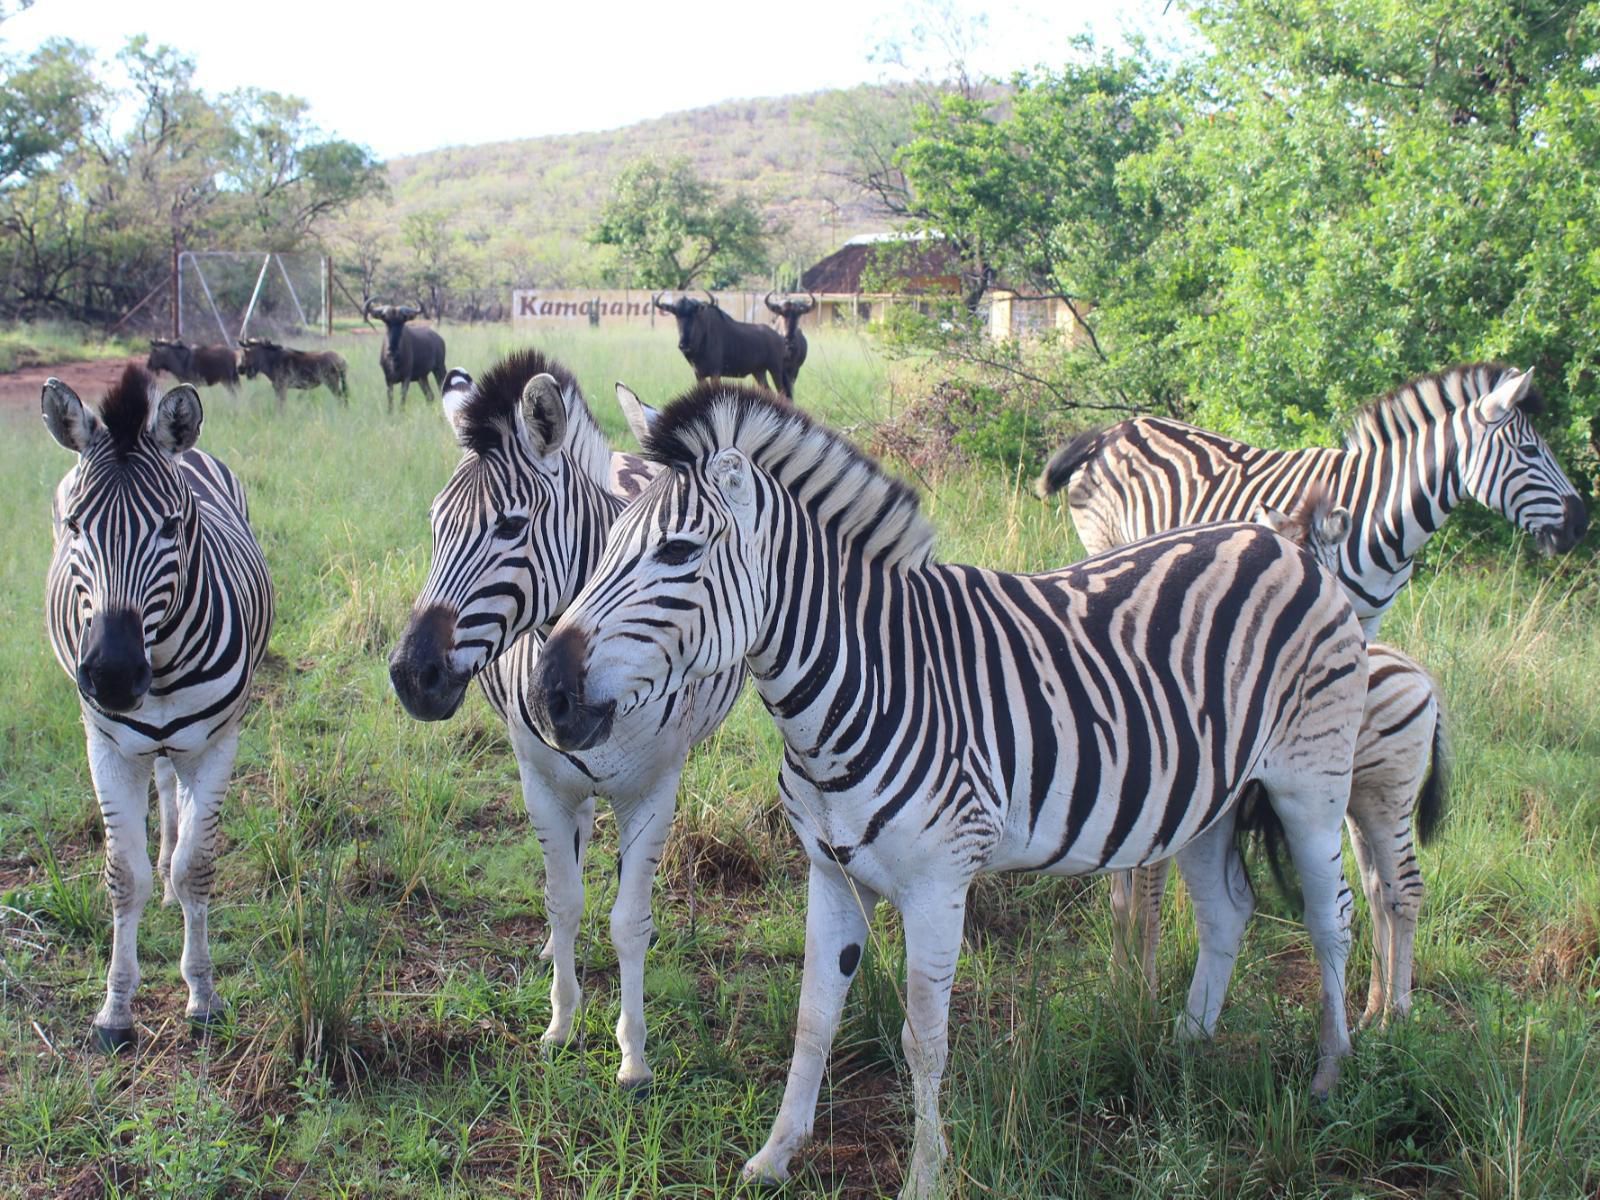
0, 326, 1596, 1197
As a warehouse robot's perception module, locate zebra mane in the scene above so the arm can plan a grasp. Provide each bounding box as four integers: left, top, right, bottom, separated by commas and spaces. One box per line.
455, 348, 611, 486
1343, 362, 1542, 449
97, 364, 161, 459
644, 384, 936, 569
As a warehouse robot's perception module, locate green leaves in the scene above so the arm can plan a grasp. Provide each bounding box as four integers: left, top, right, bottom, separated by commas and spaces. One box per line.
588, 157, 776, 290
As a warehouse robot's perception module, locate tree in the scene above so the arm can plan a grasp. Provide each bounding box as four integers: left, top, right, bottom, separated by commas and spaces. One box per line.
402, 209, 460, 320
588, 157, 774, 289
225, 90, 385, 247
0, 38, 101, 185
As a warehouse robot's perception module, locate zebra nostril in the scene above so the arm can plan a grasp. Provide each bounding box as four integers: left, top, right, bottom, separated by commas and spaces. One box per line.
418, 661, 445, 693
546, 687, 573, 722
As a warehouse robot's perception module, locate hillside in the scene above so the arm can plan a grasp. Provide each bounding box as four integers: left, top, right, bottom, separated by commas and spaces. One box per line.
332, 86, 904, 305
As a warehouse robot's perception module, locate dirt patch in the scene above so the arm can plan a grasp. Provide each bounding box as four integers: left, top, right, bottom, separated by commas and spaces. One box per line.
0, 356, 145, 418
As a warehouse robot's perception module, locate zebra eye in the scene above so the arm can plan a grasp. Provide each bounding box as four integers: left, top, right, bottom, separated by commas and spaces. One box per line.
158, 514, 181, 540
655, 538, 702, 566
64, 514, 81, 536
494, 514, 529, 540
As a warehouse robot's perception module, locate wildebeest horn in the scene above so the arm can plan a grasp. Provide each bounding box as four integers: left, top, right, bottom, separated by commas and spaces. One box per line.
799, 290, 817, 312
764, 291, 781, 313
652, 292, 670, 311
701, 289, 718, 308
363, 300, 377, 317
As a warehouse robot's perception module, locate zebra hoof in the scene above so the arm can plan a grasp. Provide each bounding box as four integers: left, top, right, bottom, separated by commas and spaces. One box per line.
619, 1076, 653, 1100
93, 1024, 135, 1054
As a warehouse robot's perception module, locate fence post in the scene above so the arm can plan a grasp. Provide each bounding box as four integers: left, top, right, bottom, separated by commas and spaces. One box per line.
324, 257, 334, 337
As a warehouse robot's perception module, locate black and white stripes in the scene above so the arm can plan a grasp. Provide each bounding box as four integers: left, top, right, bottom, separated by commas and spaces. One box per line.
532, 385, 1370, 1200
41, 365, 273, 1048
1039, 363, 1586, 634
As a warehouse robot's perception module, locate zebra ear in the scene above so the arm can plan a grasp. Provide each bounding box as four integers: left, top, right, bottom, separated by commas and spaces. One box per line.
1254, 504, 1290, 533
41, 377, 101, 453
1478, 367, 1534, 424
152, 384, 203, 456
708, 448, 754, 509
520, 373, 568, 457
440, 368, 474, 437
615, 382, 659, 447
1317, 506, 1352, 546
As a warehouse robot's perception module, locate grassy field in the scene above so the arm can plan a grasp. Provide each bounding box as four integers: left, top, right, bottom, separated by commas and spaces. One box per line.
1, 326, 1597, 1199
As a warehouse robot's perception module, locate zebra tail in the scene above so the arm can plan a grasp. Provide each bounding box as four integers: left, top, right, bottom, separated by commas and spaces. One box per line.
1416, 705, 1451, 847
1034, 429, 1104, 499
1232, 780, 1300, 912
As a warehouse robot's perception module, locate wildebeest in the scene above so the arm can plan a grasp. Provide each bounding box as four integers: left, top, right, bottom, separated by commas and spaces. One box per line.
364, 301, 447, 409
764, 291, 815, 399
146, 339, 239, 395
238, 339, 348, 407
653, 291, 787, 395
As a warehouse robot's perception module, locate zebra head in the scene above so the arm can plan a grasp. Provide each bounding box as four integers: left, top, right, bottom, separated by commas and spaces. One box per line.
42, 369, 203, 714
389, 353, 604, 722
1457, 368, 1587, 554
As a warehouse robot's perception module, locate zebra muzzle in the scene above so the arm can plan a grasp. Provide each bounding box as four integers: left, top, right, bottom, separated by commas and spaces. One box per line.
1535, 495, 1588, 555
528, 627, 616, 751
76, 609, 151, 712
389, 604, 471, 721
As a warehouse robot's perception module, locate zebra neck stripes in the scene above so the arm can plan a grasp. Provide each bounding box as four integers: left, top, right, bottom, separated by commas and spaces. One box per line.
1041, 363, 1584, 629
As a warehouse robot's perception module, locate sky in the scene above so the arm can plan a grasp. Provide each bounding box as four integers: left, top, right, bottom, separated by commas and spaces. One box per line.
3, 0, 1191, 160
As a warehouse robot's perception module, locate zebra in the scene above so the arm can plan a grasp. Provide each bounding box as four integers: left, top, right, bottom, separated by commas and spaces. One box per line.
527, 384, 1369, 1200
386, 349, 743, 1089
1035, 365, 1553, 1005
1117, 487, 1450, 1025
40, 366, 273, 1051
1037, 363, 1586, 639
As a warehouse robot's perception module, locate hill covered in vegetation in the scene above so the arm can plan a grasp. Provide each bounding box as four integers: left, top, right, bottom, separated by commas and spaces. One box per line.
333, 87, 902, 311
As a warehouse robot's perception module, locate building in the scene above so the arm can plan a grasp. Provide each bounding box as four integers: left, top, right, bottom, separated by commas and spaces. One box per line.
799, 232, 967, 325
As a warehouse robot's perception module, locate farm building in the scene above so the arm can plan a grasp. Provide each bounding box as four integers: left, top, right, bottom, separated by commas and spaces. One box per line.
799, 232, 965, 324
799, 232, 1090, 344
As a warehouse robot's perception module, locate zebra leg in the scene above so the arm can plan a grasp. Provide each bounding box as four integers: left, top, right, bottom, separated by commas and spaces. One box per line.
1172, 814, 1253, 1040
154, 754, 179, 907
1110, 862, 1171, 992
1345, 815, 1390, 1029
521, 769, 593, 1051
168, 729, 240, 1025
85, 729, 155, 1049
1349, 786, 1423, 1027
609, 780, 677, 1089
742, 862, 879, 1187
1276, 795, 1356, 1098
898, 889, 968, 1200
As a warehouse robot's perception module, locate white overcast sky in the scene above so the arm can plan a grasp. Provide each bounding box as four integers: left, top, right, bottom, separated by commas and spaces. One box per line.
4, 0, 1192, 159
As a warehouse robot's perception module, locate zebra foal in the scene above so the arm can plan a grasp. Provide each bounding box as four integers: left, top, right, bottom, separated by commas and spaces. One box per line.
41, 366, 273, 1049
529, 385, 1369, 1199
387, 350, 742, 1088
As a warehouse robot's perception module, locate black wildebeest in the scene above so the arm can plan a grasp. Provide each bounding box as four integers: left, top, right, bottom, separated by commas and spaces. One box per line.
146, 338, 240, 395
653, 291, 787, 395
365, 301, 447, 409
764, 291, 815, 399
238, 339, 348, 408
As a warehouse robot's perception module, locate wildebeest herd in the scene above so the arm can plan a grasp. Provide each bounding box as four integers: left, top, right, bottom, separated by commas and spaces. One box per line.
37, 336, 1586, 1197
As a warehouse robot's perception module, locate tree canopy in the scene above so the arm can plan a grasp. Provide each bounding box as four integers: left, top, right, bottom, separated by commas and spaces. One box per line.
588, 157, 775, 290
876, 1, 1600, 476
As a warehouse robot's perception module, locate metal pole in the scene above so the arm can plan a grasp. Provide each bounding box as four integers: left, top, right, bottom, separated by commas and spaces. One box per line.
323, 256, 333, 337
192, 263, 233, 350
275, 254, 308, 329
171, 242, 181, 339
239, 254, 272, 342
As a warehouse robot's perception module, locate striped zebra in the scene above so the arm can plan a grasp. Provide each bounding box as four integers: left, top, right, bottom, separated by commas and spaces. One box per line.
1037, 363, 1586, 638
528, 386, 1368, 1200
41, 366, 273, 1050
386, 350, 743, 1089
1118, 487, 1450, 1025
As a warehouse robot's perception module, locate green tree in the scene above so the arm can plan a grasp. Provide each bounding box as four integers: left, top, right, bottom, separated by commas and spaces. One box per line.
0, 38, 101, 185
588, 157, 773, 289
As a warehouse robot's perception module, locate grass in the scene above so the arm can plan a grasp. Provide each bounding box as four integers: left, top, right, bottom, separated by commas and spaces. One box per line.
0, 320, 142, 374
1, 325, 1598, 1197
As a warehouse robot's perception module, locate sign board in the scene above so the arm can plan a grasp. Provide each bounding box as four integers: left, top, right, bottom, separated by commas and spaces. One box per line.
511, 290, 771, 328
